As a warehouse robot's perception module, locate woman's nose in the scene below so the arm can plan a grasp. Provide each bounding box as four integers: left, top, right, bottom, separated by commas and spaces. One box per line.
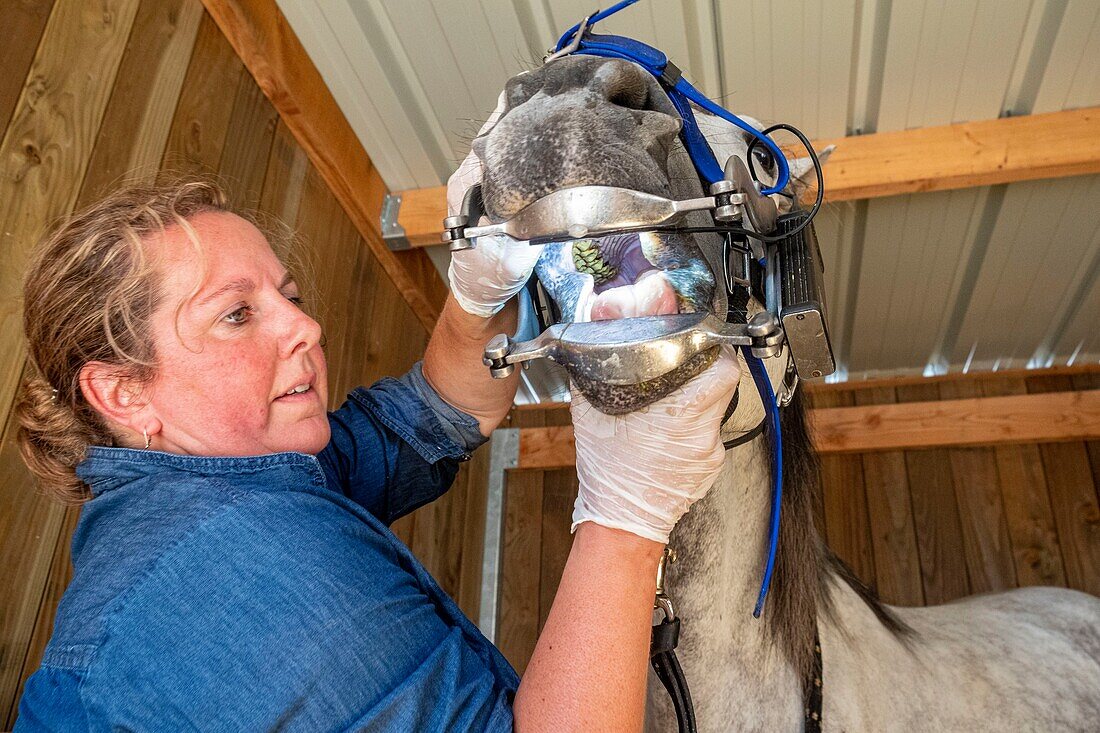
279, 299, 322, 358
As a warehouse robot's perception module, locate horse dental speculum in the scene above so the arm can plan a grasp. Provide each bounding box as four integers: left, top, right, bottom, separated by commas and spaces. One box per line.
448, 153, 834, 388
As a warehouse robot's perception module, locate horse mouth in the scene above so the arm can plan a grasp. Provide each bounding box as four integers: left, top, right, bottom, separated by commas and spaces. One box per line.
473, 54, 724, 414
530, 228, 720, 415
544, 231, 708, 322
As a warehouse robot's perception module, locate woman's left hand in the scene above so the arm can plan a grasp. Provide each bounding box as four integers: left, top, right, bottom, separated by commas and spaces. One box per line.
446, 93, 544, 319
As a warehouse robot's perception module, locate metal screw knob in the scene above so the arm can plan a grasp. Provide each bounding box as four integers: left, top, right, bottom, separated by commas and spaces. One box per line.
747, 311, 779, 337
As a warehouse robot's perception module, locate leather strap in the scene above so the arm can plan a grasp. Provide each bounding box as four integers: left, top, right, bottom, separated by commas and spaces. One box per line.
650, 617, 697, 733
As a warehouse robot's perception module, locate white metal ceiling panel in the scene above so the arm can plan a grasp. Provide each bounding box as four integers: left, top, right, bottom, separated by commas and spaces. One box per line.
847, 188, 989, 375
952, 175, 1100, 370
1033, 0, 1100, 113
715, 0, 857, 139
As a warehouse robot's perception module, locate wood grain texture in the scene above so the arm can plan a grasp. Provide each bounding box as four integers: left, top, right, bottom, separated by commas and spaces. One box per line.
0, 0, 141, 438
0, 0, 56, 134
854, 387, 923, 606
199, 0, 446, 331
538, 468, 577, 633
535, 410, 575, 633
518, 424, 576, 470
392, 108, 1100, 246
1071, 373, 1100, 508
0, 368, 67, 724
515, 387, 1100, 467
160, 11, 244, 174
985, 375, 1067, 587
814, 390, 876, 586
258, 119, 307, 226
1027, 375, 1100, 596
218, 68, 278, 208
456, 444, 492, 620
897, 383, 969, 605
938, 380, 1016, 594
77, 0, 204, 204
812, 389, 1100, 453
498, 409, 546, 673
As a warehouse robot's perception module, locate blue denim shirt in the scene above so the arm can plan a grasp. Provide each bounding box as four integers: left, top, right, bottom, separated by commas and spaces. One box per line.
15, 364, 519, 731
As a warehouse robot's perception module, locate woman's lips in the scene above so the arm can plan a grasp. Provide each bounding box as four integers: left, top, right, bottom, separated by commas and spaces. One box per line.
274, 384, 315, 403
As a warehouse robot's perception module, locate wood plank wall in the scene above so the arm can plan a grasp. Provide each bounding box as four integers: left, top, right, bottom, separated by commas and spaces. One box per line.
497, 370, 1100, 673
0, 1, 486, 724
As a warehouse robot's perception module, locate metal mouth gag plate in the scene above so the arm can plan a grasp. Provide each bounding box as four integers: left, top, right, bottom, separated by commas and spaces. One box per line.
446, 185, 722, 250
482, 311, 784, 384
443, 157, 776, 252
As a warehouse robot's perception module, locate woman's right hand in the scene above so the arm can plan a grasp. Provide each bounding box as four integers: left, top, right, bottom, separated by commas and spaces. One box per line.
569, 345, 742, 544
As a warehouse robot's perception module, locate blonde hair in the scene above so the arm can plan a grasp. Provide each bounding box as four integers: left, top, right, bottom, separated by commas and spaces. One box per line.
17, 178, 297, 504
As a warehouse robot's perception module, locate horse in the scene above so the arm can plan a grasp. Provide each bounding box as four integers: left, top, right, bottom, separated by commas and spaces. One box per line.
472, 54, 1100, 730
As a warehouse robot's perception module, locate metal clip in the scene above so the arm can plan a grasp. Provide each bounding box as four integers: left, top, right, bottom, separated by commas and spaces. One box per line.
777, 353, 799, 407
543, 13, 593, 64
654, 546, 677, 621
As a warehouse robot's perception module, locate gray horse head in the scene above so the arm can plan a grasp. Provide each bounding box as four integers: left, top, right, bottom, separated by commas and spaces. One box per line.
473, 55, 789, 413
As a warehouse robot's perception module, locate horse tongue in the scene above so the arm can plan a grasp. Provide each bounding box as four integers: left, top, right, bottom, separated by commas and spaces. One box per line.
590, 270, 678, 320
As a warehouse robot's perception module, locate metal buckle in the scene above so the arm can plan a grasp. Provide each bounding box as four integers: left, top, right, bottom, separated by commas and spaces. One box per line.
543, 13, 593, 64
654, 546, 676, 621
777, 353, 799, 407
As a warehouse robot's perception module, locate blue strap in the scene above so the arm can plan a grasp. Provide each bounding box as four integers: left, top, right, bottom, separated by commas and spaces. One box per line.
742, 347, 783, 618
554, 24, 790, 192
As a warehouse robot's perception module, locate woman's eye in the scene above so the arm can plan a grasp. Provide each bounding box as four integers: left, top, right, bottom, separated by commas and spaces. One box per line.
287, 295, 304, 307
224, 305, 254, 325
752, 145, 776, 174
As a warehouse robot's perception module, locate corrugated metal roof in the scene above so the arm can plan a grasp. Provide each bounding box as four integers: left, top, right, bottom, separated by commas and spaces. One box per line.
279, 0, 1100, 392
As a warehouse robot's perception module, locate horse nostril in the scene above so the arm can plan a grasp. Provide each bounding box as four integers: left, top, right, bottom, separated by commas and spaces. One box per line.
607, 85, 647, 109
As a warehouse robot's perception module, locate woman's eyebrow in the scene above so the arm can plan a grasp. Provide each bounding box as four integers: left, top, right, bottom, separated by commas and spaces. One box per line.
278, 272, 295, 289
197, 277, 254, 308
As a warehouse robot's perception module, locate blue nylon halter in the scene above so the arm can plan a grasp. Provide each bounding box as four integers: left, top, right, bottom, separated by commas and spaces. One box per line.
552, 0, 785, 618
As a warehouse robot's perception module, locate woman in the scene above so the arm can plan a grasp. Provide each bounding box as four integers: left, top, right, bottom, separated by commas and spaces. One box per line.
14, 175, 737, 731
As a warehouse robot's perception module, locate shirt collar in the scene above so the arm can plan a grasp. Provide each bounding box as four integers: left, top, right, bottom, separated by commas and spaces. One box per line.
77, 447, 324, 497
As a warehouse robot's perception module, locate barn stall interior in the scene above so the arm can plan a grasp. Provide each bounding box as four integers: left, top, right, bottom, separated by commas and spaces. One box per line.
0, 0, 1098, 727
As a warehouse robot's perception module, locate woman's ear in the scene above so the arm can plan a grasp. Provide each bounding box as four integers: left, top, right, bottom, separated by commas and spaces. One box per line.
78, 362, 154, 437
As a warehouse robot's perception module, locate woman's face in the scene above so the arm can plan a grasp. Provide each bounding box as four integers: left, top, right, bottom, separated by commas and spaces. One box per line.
141, 211, 330, 456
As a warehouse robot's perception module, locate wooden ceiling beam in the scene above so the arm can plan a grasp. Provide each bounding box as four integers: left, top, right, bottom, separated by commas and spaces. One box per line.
512, 388, 1100, 468
393, 106, 1100, 249
200, 0, 447, 332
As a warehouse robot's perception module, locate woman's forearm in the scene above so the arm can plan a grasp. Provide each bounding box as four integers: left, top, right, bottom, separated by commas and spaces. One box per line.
514, 523, 664, 732
422, 295, 518, 436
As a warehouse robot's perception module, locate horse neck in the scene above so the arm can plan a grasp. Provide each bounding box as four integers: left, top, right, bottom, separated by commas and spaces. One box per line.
666, 438, 803, 697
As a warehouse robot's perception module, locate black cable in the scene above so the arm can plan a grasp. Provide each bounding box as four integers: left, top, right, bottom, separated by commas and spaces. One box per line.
744, 122, 824, 242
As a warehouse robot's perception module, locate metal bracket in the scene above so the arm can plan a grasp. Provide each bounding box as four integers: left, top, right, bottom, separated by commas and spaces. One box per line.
381, 193, 409, 251
478, 428, 520, 642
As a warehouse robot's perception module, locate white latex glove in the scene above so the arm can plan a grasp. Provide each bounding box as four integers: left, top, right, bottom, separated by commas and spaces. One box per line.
447, 92, 544, 318
570, 346, 742, 543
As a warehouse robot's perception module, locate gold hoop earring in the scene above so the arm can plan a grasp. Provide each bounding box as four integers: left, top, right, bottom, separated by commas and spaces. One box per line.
143, 428, 151, 450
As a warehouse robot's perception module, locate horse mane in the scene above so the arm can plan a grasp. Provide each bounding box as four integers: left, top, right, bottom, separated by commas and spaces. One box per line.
766, 388, 913, 692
